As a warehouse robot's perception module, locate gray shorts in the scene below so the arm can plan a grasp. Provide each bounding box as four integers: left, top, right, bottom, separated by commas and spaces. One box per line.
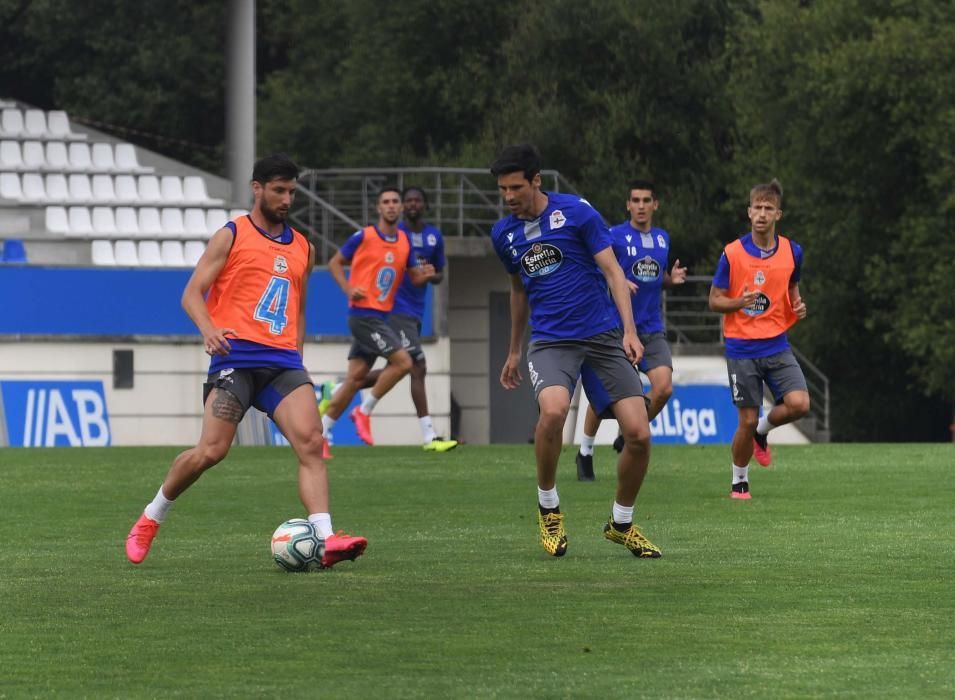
347, 315, 403, 364
726, 349, 808, 407
527, 328, 644, 418
203, 367, 312, 420
637, 331, 673, 374
388, 313, 425, 364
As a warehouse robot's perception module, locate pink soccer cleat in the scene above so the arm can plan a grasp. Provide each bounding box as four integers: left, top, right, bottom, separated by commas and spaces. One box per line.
126, 513, 160, 564
731, 482, 752, 500
753, 433, 772, 467
321, 531, 368, 568
350, 406, 374, 445
322, 438, 334, 460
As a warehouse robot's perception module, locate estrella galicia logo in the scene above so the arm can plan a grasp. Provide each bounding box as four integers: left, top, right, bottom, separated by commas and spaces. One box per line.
742, 292, 771, 316
521, 243, 563, 277
632, 256, 661, 283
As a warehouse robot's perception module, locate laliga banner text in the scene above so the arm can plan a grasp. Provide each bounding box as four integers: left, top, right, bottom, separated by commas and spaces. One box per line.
0, 381, 111, 447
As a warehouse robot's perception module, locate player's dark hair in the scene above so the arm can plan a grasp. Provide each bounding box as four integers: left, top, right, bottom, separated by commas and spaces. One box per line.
377, 186, 402, 201
402, 185, 429, 206
750, 179, 783, 206
252, 154, 299, 184
490, 144, 542, 182
628, 179, 656, 199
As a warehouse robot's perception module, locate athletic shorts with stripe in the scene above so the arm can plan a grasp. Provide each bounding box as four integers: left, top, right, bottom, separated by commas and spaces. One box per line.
725, 349, 808, 407
204, 367, 313, 420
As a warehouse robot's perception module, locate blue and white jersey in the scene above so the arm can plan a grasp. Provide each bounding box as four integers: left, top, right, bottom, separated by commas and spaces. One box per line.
490, 192, 619, 341
610, 223, 670, 335
394, 221, 446, 319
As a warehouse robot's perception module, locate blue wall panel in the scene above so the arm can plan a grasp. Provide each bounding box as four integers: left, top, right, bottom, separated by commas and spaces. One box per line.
0, 267, 431, 336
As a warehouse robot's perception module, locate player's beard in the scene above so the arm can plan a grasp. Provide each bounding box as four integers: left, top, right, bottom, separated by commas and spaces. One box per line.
261, 201, 288, 225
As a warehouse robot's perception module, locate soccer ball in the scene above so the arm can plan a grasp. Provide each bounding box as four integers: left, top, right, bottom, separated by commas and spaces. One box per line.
270, 519, 325, 572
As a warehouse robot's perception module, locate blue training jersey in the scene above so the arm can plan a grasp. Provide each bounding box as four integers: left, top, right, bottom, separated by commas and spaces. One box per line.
610, 222, 670, 335
393, 221, 446, 319
712, 232, 804, 359
490, 192, 620, 341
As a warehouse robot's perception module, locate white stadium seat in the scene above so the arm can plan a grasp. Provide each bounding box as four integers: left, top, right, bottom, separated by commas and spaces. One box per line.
23, 173, 47, 202
91, 239, 116, 265
205, 208, 229, 233
113, 239, 139, 266
91, 142, 116, 171
160, 240, 187, 267
183, 240, 206, 266
114, 175, 140, 203
114, 207, 140, 236
160, 175, 185, 203
1, 172, 23, 200
92, 206, 118, 237
68, 142, 93, 171
45, 141, 70, 170
160, 207, 186, 236
1, 140, 23, 169
22, 141, 46, 169
45, 206, 70, 235
67, 206, 94, 238
229, 208, 249, 220
137, 175, 162, 204
182, 176, 222, 205
47, 110, 85, 140
68, 173, 93, 203
137, 240, 163, 266
183, 208, 209, 238
44, 173, 69, 202
115, 143, 151, 173
23, 109, 49, 138
137, 207, 163, 236
1, 109, 24, 137
91, 174, 117, 202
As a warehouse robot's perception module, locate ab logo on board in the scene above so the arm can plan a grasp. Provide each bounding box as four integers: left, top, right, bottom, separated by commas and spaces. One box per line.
0, 380, 111, 447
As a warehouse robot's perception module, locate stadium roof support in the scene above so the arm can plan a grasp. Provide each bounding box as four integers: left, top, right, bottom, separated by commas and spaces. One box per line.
226, 0, 255, 209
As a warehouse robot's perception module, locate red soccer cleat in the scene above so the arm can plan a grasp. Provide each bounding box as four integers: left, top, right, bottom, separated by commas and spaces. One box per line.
126, 513, 161, 564
753, 432, 772, 467
730, 481, 752, 500
350, 406, 374, 445
322, 437, 333, 460
321, 531, 368, 568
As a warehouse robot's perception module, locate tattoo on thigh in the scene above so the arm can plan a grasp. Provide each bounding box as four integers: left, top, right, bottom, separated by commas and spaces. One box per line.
211, 390, 243, 424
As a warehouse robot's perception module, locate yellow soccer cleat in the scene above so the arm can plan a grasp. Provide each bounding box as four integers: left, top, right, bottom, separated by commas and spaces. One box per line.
317, 380, 334, 416
423, 438, 458, 453
538, 510, 568, 557
603, 519, 662, 558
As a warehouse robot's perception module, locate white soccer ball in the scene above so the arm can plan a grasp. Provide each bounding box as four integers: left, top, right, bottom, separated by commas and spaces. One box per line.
270, 518, 325, 572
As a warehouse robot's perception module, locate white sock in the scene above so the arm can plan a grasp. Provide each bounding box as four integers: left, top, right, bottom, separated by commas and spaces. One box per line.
144, 486, 174, 523
360, 393, 379, 415
612, 501, 633, 525
579, 433, 596, 457
732, 464, 749, 484
308, 512, 333, 539
419, 415, 436, 444
322, 414, 337, 433
756, 414, 774, 435
537, 486, 559, 510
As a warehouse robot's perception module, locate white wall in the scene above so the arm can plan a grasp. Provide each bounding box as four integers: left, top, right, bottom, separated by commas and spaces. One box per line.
0, 338, 452, 446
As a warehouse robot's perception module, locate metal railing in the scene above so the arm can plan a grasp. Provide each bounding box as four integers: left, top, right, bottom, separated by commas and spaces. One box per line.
290, 166, 574, 261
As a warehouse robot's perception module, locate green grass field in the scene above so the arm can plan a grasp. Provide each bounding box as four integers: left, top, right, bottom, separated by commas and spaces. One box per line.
1, 443, 953, 698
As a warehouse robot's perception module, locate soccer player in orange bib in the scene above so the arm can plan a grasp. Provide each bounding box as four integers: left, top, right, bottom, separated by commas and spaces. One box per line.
709, 179, 810, 499
321, 188, 431, 451
125, 154, 367, 567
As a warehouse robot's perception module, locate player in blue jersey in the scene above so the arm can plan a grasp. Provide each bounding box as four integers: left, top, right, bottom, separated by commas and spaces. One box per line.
490, 144, 661, 559
709, 179, 809, 499
324, 186, 457, 453
574, 180, 687, 480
